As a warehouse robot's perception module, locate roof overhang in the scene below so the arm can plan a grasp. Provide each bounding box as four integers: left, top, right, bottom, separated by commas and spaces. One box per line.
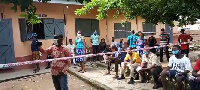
33, 0, 83, 5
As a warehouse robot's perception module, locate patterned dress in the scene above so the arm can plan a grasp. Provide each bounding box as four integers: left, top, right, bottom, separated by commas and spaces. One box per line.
75, 37, 84, 62
136, 38, 145, 59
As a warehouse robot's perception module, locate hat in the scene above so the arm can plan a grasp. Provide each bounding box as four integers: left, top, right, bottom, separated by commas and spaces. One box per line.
31, 33, 37, 38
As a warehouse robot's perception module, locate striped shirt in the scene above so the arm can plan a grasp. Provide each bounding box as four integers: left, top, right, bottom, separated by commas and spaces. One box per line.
160, 33, 169, 45
75, 37, 84, 49
127, 34, 139, 48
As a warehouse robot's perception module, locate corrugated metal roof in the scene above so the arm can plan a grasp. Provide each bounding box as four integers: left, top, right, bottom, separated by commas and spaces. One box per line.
33, 0, 83, 5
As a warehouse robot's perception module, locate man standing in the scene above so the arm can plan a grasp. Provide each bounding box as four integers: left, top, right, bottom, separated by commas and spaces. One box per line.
139, 45, 162, 89
160, 45, 192, 90
31, 33, 40, 73
67, 39, 76, 65
160, 28, 170, 62
118, 47, 141, 84
127, 30, 139, 49
91, 31, 99, 62
178, 29, 193, 57
39, 34, 71, 90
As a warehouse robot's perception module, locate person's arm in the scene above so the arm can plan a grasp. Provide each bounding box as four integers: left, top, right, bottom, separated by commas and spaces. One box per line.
90, 35, 93, 43
178, 35, 181, 43
180, 58, 192, 75
38, 46, 52, 54
82, 37, 86, 53
192, 60, 200, 77
145, 54, 158, 70
190, 35, 193, 41
154, 37, 157, 45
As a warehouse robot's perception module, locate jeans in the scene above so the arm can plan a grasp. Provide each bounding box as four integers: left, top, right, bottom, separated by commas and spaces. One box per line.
190, 80, 200, 90
160, 46, 169, 62
92, 45, 99, 62
52, 75, 68, 90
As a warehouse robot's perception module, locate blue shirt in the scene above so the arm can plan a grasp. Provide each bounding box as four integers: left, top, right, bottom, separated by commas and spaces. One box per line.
91, 34, 99, 45
75, 37, 84, 49
31, 39, 39, 52
127, 34, 139, 48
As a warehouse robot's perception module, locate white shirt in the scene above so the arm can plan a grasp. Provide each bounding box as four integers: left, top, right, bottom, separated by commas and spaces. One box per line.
67, 44, 75, 54
168, 55, 192, 72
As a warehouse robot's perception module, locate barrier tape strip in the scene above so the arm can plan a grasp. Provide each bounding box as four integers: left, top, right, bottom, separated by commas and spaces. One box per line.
0, 42, 197, 69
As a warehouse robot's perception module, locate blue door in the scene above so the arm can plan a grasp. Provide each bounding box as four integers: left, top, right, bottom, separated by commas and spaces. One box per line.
0, 19, 15, 65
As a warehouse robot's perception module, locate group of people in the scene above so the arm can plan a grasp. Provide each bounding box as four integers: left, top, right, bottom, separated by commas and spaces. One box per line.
30, 27, 200, 90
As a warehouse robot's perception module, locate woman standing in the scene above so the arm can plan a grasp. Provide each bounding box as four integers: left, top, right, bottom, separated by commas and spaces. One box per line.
136, 33, 145, 59
75, 31, 86, 73
99, 38, 107, 52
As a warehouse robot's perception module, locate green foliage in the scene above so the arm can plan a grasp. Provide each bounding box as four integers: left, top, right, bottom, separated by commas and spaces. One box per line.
0, 0, 51, 24
75, 0, 200, 27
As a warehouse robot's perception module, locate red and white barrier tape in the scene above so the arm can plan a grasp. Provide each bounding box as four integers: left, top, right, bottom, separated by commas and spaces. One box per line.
0, 43, 196, 69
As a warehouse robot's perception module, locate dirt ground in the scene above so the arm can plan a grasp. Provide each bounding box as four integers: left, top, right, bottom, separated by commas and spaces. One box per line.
0, 73, 96, 90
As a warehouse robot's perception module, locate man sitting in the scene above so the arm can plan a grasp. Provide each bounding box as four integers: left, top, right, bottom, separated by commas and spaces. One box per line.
160, 45, 192, 90
118, 47, 141, 84
189, 57, 200, 90
105, 45, 122, 78
139, 45, 163, 89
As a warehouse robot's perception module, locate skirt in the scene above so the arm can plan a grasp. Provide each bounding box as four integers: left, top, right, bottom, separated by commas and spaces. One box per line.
75, 48, 84, 62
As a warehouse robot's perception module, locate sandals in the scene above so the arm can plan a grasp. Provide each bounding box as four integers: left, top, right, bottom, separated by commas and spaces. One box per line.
33, 68, 40, 73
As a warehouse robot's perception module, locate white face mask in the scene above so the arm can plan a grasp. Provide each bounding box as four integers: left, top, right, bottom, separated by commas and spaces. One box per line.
77, 33, 81, 37
54, 39, 58, 45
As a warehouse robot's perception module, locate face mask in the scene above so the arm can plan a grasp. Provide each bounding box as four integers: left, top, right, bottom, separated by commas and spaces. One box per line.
77, 33, 81, 37
54, 39, 58, 45
144, 51, 148, 55
172, 50, 179, 55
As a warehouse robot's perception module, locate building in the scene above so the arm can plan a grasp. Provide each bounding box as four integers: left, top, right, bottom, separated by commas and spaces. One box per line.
0, 0, 180, 72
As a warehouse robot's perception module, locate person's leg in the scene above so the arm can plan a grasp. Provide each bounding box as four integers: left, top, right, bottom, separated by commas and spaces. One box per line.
95, 45, 99, 61
151, 66, 163, 89
165, 46, 169, 62
106, 61, 111, 74
185, 49, 189, 57
60, 75, 68, 90
176, 75, 184, 90
128, 63, 138, 84
160, 70, 171, 90
52, 75, 61, 90
82, 61, 86, 72
160, 47, 164, 62
114, 59, 119, 77
92, 45, 96, 62
139, 70, 147, 83
118, 62, 125, 80
189, 79, 198, 90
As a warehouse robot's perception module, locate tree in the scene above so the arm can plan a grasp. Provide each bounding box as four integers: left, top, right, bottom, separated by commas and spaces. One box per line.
0, 0, 90, 24
75, 0, 200, 27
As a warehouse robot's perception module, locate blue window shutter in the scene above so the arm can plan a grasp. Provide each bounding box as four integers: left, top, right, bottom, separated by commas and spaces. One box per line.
54, 19, 65, 37
43, 19, 55, 39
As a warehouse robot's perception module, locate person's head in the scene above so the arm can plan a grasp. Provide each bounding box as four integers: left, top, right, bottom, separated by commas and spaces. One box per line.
126, 47, 132, 54
54, 34, 64, 46
69, 39, 73, 45
120, 39, 123, 43
111, 44, 117, 50
77, 31, 81, 37
172, 45, 181, 55
101, 38, 105, 42
180, 29, 185, 34
94, 30, 97, 35
143, 45, 150, 55
131, 30, 135, 34
139, 33, 144, 38
31, 33, 37, 39
161, 28, 165, 34
112, 37, 115, 42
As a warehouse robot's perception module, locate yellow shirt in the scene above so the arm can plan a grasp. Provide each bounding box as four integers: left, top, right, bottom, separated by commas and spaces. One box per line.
124, 52, 141, 64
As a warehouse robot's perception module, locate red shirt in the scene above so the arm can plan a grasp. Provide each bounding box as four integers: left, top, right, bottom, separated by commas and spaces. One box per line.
45, 45, 71, 75
178, 34, 192, 50
193, 59, 200, 71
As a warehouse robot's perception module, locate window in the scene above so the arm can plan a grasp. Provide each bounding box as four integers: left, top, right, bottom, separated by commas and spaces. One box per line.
19, 18, 65, 42
114, 22, 131, 39
75, 18, 99, 37
142, 22, 156, 35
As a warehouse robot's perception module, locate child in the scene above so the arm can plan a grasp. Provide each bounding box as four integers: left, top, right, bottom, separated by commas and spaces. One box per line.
31, 33, 40, 73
